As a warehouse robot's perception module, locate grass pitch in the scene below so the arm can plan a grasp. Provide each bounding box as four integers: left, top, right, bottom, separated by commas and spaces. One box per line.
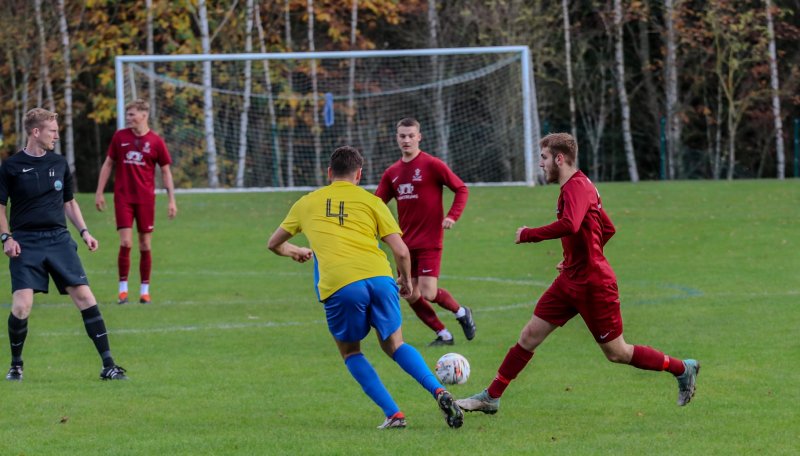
1, 180, 798, 455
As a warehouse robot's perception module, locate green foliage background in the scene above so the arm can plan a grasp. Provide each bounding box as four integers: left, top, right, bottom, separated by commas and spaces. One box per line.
1, 0, 799, 186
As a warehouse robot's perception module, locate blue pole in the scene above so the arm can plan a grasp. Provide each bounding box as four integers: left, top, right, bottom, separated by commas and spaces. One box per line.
794, 118, 799, 178
659, 117, 667, 180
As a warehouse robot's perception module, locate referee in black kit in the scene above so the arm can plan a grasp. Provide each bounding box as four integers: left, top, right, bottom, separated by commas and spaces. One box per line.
0, 108, 127, 381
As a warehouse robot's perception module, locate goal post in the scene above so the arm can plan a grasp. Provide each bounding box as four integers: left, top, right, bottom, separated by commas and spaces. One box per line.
115, 46, 538, 190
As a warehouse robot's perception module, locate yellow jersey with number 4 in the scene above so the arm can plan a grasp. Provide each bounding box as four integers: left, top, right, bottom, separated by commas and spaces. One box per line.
280, 181, 402, 300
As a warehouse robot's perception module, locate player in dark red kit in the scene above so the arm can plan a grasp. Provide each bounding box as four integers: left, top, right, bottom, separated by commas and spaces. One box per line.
95, 99, 177, 305
457, 133, 699, 413
376, 118, 476, 346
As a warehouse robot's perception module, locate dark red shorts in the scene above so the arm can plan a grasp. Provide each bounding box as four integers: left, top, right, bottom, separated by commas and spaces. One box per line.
115, 199, 156, 233
533, 274, 623, 343
409, 248, 442, 278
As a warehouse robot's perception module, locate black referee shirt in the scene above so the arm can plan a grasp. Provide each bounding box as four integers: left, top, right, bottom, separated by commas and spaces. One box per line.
0, 150, 75, 232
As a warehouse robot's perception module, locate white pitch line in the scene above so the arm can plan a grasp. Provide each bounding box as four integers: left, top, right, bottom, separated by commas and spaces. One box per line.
16, 288, 800, 338
80, 268, 554, 285
37, 319, 326, 337
0, 297, 309, 309
33, 302, 537, 338
82, 269, 305, 277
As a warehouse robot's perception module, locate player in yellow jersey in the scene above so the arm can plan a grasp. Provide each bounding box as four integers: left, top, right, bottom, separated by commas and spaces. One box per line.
268, 146, 463, 430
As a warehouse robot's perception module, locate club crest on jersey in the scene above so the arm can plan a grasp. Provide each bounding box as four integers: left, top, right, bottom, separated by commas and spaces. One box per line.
143, 142, 151, 153
124, 151, 146, 166
126, 151, 142, 161
398, 183, 414, 195
412, 168, 423, 181
397, 183, 419, 200
54, 180, 63, 191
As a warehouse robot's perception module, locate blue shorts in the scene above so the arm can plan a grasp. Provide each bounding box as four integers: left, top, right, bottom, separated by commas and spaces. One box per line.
323, 276, 402, 343
9, 229, 89, 294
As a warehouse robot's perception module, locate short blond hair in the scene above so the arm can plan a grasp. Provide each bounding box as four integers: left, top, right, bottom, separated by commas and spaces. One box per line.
125, 99, 150, 112
24, 108, 58, 135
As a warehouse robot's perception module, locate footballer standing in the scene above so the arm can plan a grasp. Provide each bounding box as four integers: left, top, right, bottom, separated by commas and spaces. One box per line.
95, 99, 177, 305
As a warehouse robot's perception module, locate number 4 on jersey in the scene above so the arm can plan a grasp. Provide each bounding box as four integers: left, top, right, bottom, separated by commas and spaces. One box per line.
326, 199, 348, 225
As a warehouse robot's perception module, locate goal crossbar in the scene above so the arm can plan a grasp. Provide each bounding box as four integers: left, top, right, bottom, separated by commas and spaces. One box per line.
115, 46, 537, 186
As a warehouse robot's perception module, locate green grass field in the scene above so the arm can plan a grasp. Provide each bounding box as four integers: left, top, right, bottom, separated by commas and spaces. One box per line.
1, 180, 798, 455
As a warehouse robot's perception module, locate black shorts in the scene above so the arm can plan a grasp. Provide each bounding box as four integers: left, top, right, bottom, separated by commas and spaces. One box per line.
9, 229, 89, 294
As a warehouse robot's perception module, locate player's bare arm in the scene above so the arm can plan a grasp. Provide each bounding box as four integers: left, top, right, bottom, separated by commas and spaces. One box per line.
515, 226, 529, 244
0, 204, 20, 258
95, 156, 115, 211
268, 227, 313, 263
382, 233, 413, 298
442, 217, 456, 230
64, 199, 98, 251
161, 164, 178, 219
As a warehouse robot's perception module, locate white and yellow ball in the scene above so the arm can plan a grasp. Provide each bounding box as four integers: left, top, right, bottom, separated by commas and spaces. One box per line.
435, 353, 470, 385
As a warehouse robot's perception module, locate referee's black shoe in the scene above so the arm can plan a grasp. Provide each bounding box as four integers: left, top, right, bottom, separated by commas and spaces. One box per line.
100, 365, 128, 381
6, 365, 22, 381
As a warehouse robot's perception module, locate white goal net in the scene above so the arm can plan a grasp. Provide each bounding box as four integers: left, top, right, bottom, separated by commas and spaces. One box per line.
115, 47, 536, 190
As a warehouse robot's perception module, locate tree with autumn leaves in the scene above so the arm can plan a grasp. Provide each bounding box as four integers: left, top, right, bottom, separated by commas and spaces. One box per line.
0, 0, 797, 188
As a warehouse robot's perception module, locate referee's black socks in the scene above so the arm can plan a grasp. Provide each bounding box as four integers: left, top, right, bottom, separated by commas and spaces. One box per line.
8, 313, 28, 366
80, 306, 115, 368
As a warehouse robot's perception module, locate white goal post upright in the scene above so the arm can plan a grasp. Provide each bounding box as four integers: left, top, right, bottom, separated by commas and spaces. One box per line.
115, 46, 537, 189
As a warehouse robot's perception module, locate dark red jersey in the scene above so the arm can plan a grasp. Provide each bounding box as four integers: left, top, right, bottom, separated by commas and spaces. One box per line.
376, 151, 468, 249
519, 171, 616, 285
106, 128, 172, 204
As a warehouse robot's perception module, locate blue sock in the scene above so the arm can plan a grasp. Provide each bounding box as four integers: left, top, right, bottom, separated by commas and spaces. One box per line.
344, 353, 399, 418
392, 343, 444, 398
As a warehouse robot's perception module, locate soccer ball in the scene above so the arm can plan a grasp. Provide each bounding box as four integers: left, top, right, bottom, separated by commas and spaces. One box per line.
434, 353, 470, 385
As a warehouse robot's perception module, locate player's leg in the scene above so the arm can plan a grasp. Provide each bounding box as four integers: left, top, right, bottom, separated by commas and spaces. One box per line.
404, 251, 450, 344
419, 276, 476, 342
379, 328, 443, 397
6, 231, 49, 381
586, 282, 699, 406
493, 315, 557, 397
326, 279, 401, 427
6, 289, 34, 381
407, 282, 451, 345
406, 250, 453, 347
599, 334, 699, 406
117, 228, 134, 302
370, 276, 462, 429
336, 338, 404, 428
134, 201, 156, 304
457, 277, 571, 414
48, 229, 126, 380
416, 277, 452, 345
378, 329, 463, 429
418, 249, 476, 341
115, 199, 135, 304
67, 285, 125, 379
137, 232, 153, 304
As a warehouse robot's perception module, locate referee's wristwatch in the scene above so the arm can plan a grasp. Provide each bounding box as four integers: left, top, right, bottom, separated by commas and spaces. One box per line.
1, 233, 12, 244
